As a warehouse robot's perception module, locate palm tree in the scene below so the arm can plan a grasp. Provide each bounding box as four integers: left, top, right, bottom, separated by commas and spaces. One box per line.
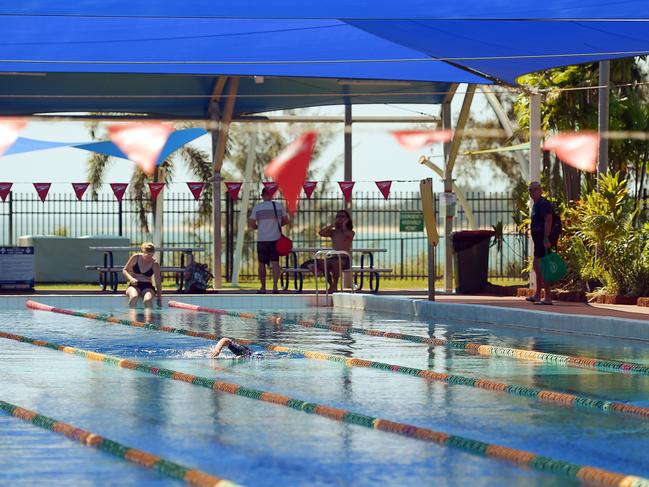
85, 121, 213, 233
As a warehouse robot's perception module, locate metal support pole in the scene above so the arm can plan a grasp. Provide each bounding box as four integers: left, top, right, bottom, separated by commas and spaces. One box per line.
344, 104, 352, 181
529, 91, 542, 290
598, 60, 610, 179
8, 192, 13, 245
442, 101, 453, 293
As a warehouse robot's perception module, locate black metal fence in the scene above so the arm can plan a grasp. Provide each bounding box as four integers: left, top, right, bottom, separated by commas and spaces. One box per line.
0, 190, 528, 281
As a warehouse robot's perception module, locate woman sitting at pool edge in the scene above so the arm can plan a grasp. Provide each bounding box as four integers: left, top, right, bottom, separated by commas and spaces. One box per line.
122, 242, 162, 308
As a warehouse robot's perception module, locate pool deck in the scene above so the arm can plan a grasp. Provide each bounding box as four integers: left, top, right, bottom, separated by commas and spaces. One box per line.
383, 292, 649, 321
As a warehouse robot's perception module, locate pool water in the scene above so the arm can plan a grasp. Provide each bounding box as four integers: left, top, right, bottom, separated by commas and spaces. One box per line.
1, 305, 649, 486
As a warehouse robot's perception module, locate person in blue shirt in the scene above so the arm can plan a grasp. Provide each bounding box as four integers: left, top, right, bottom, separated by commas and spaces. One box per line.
527, 181, 553, 305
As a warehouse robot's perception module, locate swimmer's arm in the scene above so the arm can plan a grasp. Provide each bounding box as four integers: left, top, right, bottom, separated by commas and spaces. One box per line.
210, 337, 232, 358
122, 255, 139, 285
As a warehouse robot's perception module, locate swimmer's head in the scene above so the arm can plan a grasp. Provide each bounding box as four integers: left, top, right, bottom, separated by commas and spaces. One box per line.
141, 242, 155, 255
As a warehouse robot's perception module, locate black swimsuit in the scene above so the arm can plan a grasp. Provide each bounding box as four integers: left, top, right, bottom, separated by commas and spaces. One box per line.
129, 256, 155, 293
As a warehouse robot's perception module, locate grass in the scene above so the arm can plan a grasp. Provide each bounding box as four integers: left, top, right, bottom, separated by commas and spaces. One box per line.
35, 277, 526, 292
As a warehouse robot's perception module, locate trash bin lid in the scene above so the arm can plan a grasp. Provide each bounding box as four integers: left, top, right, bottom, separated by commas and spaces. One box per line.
451, 230, 495, 251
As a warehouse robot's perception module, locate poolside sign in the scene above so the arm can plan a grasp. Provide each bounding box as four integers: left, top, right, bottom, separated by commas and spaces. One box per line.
399, 211, 424, 232
0, 246, 34, 290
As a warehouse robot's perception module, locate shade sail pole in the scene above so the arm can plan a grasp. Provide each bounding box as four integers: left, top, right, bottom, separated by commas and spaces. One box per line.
344, 103, 352, 210
231, 129, 257, 286
210, 76, 239, 289
529, 91, 542, 291
442, 84, 457, 293
598, 60, 610, 180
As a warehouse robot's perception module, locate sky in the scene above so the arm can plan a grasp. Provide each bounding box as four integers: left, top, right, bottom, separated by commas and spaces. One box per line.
0, 90, 514, 196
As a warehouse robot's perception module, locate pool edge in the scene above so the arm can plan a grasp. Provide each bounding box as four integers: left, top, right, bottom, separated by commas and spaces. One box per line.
333, 293, 649, 342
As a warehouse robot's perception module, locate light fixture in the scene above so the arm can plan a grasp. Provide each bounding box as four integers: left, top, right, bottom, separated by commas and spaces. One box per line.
253, 76, 265, 84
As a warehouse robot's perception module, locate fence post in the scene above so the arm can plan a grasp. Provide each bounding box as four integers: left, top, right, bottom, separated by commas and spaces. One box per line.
118, 200, 123, 236
400, 238, 404, 278
8, 191, 13, 245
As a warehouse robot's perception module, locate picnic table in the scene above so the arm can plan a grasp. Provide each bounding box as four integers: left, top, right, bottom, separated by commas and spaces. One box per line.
280, 247, 391, 293
86, 246, 205, 292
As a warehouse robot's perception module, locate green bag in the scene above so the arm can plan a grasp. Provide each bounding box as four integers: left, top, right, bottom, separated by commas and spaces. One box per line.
540, 251, 567, 283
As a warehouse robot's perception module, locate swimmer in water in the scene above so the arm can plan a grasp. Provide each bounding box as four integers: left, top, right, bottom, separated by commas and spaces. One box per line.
210, 337, 255, 359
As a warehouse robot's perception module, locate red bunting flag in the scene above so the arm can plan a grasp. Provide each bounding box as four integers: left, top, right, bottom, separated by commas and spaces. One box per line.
187, 182, 205, 201
106, 122, 173, 176
264, 131, 318, 214
71, 182, 90, 201
303, 181, 317, 199
33, 183, 51, 202
0, 118, 27, 156
148, 182, 165, 202
110, 183, 128, 203
224, 182, 242, 201
392, 130, 454, 150
0, 182, 12, 202
543, 132, 599, 173
375, 180, 392, 200
338, 181, 355, 204
262, 181, 279, 198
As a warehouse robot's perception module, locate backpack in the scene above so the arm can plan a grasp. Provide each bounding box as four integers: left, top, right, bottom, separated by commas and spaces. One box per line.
548, 207, 562, 247
183, 262, 213, 293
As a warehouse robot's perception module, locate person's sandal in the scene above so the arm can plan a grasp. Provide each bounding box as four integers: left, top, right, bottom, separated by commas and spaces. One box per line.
534, 300, 553, 305
525, 296, 540, 303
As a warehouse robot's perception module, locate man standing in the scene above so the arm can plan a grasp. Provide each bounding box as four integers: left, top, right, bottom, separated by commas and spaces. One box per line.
527, 181, 553, 305
249, 187, 289, 294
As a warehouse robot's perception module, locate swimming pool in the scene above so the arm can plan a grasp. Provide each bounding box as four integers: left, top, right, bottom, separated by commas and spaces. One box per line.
1, 298, 649, 486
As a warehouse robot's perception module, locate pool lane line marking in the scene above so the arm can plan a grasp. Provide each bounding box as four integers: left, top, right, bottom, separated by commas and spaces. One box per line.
167, 300, 649, 377
2, 331, 647, 487
24, 301, 649, 422
0, 399, 238, 487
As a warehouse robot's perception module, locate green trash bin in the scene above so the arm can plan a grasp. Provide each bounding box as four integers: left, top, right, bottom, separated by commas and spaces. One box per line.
451, 230, 495, 293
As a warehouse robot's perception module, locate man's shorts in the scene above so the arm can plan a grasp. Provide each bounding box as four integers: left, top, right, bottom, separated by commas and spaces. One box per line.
257, 240, 279, 264
532, 232, 548, 258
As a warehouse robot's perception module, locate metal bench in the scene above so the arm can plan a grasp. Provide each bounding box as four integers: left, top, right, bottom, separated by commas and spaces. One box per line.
85, 265, 187, 292
280, 264, 393, 293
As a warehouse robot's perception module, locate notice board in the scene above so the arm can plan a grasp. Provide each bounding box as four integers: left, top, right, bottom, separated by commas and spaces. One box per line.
0, 246, 35, 289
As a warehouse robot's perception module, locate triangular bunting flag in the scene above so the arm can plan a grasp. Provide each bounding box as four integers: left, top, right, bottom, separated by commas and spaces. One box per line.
224, 182, 242, 201
71, 182, 90, 201
303, 181, 317, 200
187, 182, 205, 201
264, 132, 318, 214
392, 130, 454, 150
338, 181, 355, 204
0, 118, 27, 156
33, 183, 51, 202
543, 132, 599, 173
262, 181, 279, 198
148, 182, 165, 202
0, 182, 12, 202
110, 183, 128, 203
106, 122, 174, 176
375, 180, 392, 200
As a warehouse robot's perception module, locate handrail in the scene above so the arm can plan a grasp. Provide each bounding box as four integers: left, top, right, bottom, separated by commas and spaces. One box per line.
314, 250, 353, 307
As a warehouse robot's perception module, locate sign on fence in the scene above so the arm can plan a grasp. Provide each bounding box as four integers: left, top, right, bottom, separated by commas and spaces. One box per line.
399, 211, 424, 232
0, 246, 34, 290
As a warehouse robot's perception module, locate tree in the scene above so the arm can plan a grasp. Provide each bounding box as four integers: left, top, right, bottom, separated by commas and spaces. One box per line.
514, 58, 649, 205
85, 121, 213, 233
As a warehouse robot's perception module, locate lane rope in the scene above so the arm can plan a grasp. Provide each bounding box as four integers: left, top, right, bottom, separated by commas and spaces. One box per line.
167, 300, 649, 376
27, 300, 649, 421
2, 329, 647, 487
0, 399, 237, 487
